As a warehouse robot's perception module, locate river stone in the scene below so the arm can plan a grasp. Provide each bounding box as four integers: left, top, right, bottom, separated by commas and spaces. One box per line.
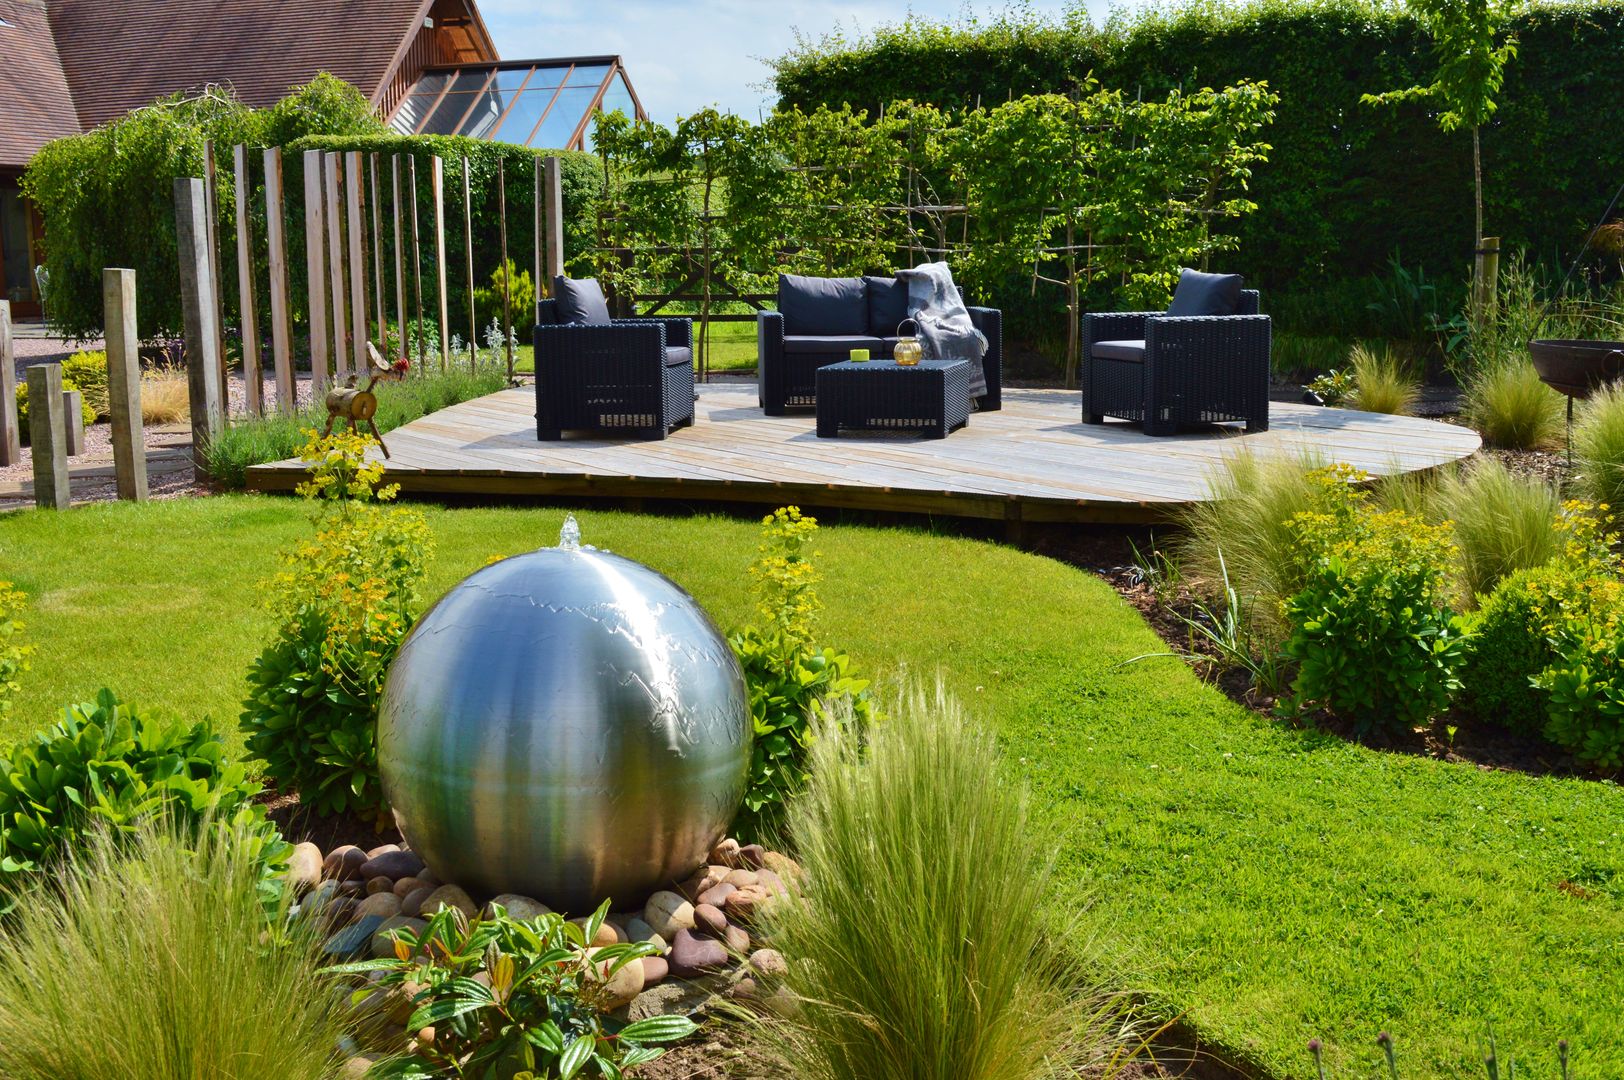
364, 876, 394, 896
393, 876, 426, 897
641, 956, 669, 985
365, 843, 401, 859
420, 884, 476, 919
722, 868, 758, 889
324, 914, 387, 958
724, 923, 750, 954
709, 838, 741, 866
643, 890, 696, 939
353, 892, 403, 920
668, 928, 729, 978
697, 882, 736, 909
571, 917, 623, 947
587, 946, 646, 1009
323, 845, 367, 881
750, 948, 787, 979
486, 894, 552, 920
737, 844, 766, 870
624, 916, 663, 947
360, 849, 425, 881
762, 851, 802, 883
285, 842, 322, 894
692, 903, 728, 938
723, 884, 771, 923
370, 915, 427, 959
400, 886, 435, 918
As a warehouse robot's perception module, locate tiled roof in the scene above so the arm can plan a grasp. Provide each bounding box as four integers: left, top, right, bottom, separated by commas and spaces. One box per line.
46, 0, 437, 130
0, 0, 80, 168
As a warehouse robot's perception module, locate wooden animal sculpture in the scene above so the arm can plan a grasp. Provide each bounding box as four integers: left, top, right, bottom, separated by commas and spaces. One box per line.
324, 343, 408, 457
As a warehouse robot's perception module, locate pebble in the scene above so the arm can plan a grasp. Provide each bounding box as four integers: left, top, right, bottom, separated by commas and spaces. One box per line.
624, 916, 663, 947
668, 928, 729, 978
722, 869, 759, 890
324, 914, 386, 958
323, 845, 367, 882
692, 903, 728, 938
708, 838, 741, 866
641, 956, 669, 985
570, 916, 623, 947
587, 946, 646, 1009
364, 876, 394, 896
757, 868, 786, 896
400, 887, 434, 918
341, 1056, 379, 1079
750, 948, 787, 979
285, 842, 322, 894
420, 884, 476, 919
678, 864, 729, 902
643, 890, 696, 939
370, 915, 427, 959
737, 844, 766, 870
726, 976, 761, 1001
360, 849, 425, 881
723, 884, 771, 923
392, 876, 425, 898
336, 880, 364, 898
365, 843, 401, 859
724, 924, 750, 954
762, 852, 802, 883
353, 892, 403, 921
486, 894, 551, 921
697, 882, 736, 908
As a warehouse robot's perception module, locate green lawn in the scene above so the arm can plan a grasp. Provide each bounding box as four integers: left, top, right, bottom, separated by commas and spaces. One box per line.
3, 498, 1622, 1076
514, 319, 759, 375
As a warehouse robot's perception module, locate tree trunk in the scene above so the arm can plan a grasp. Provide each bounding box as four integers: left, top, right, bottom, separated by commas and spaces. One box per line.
1471, 125, 1485, 325
1065, 223, 1080, 390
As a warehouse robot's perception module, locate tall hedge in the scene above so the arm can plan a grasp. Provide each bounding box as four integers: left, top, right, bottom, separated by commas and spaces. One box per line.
771, 0, 1624, 304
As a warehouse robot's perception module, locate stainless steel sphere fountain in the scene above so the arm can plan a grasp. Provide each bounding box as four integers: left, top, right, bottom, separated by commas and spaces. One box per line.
377, 517, 750, 912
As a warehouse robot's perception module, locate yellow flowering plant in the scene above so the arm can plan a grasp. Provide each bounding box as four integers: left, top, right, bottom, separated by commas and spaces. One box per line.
241, 431, 432, 824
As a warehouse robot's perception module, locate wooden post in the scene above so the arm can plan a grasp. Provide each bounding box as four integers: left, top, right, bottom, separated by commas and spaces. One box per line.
498, 157, 513, 380
543, 154, 564, 284
26, 363, 68, 509
432, 156, 450, 372
175, 176, 223, 478
326, 152, 350, 381
462, 155, 477, 367
409, 155, 426, 368
1475, 236, 1502, 322
62, 389, 84, 456
370, 153, 387, 356
302, 149, 330, 393
0, 300, 18, 467
264, 148, 295, 413
103, 268, 147, 501
391, 155, 408, 362
346, 149, 368, 374
203, 140, 227, 422
533, 155, 544, 298
232, 145, 262, 416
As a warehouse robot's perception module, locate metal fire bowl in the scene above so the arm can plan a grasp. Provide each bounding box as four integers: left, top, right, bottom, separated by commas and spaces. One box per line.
378, 547, 750, 912
1529, 338, 1624, 399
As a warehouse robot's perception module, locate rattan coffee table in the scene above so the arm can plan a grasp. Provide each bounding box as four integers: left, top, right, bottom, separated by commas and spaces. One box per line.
814, 359, 972, 439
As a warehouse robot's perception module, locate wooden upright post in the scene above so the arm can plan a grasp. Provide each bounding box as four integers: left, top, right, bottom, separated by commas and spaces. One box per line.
232, 145, 262, 416
203, 140, 227, 422
175, 177, 223, 478
409, 156, 425, 368
103, 268, 147, 501
498, 157, 513, 380
462, 155, 477, 366
61, 390, 84, 456
326, 152, 350, 381
0, 301, 19, 467
346, 149, 368, 373
432, 156, 450, 372
26, 363, 68, 509
391, 155, 407, 362
302, 149, 330, 393
264, 148, 295, 412
370, 153, 387, 356
533, 155, 544, 299
543, 154, 564, 285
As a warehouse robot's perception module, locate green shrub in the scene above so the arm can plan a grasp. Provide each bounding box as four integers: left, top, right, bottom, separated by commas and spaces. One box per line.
1461, 565, 1573, 734
60, 350, 110, 419
1283, 468, 1466, 732
730, 507, 874, 842
1273, 333, 1350, 379
15, 377, 97, 445
1463, 357, 1563, 450
759, 682, 1122, 1080
0, 814, 354, 1080
1435, 459, 1565, 603
1348, 343, 1419, 415
328, 900, 694, 1077
473, 258, 537, 333
240, 431, 432, 824
0, 583, 30, 728
1575, 381, 1624, 511
0, 689, 281, 900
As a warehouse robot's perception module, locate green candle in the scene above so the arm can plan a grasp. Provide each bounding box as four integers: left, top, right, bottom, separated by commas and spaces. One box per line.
850, 348, 870, 362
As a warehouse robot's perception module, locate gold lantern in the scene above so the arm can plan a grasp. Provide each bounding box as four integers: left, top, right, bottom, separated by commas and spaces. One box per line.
893, 320, 923, 366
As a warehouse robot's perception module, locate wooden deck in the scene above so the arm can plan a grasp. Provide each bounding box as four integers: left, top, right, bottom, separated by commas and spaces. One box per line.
244, 384, 1482, 524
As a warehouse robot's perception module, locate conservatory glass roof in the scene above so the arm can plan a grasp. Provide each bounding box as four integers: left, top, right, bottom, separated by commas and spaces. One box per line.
389, 56, 646, 151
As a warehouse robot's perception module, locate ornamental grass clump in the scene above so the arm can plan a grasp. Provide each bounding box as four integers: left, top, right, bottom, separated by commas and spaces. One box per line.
240, 430, 432, 825
759, 682, 1129, 1080
0, 815, 354, 1080
1348, 343, 1419, 415
1434, 458, 1565, 603
1575, 381, 1624, 511
1463, 356, 1563, 450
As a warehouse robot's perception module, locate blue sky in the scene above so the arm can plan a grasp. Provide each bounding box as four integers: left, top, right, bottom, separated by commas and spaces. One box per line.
476, 1, 1124, 123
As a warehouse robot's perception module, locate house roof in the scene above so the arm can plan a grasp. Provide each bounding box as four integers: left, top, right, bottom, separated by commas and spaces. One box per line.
45, 0, 491, 131
0, 0, 80, 168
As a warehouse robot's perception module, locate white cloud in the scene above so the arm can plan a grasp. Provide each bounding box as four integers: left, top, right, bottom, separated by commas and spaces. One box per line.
476, 0, 1119, 123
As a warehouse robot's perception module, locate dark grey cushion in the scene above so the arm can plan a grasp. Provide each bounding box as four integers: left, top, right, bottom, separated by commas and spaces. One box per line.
778, 274, 867, 336
554, 276, 612, 326
1091, 339, 1145, 362
663, 346, 692, 368
864, 276, 910, 337
1166, 269, 1244, 317
783, 334, 883, 356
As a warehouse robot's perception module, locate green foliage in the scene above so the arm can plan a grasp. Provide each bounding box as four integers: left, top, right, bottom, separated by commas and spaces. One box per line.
1461, 563, 1575, 734
1283, 467, 1466, 732
0, 689, 281, 900
15, 377, 97, 445
1433, 458, 1564, 603
326, 900, 694, 1078
240, 431, 432, 825
204, 365, 507, 489
1464, 356, 1563, 449
730, 508, 874, 843
61, 351, 110, 419
1348, 343, 1419, 415
23, 75, 383, 339
1306, 366, 1357, 406
759, 681, 1122, 1080
0, 583, 31, 730
1530, 514, 1624, 766
1575, 381, 1624, 512
0, 814, 355, 1080
472, 258, 536, 334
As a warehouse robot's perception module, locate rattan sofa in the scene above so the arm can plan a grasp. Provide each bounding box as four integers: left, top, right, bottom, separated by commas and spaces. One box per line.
533, 293, 694, 441
1081, 272, 1270, 436
757, 274, 1002, 415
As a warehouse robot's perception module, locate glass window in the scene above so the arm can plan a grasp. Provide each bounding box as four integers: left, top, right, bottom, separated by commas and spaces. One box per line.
493, 67, 533, 91
420, 93, 478, 135
490, 87, 560, 144
458, 91, 506, 139
599, 78, 636, 120
526, 64, 572, 91
1, 186, 37, 305
409, 71, 455, 96
394, 93, 440, 134
528, 86, 599, 148
565, 64, 611, 88
446, 68, 493, 94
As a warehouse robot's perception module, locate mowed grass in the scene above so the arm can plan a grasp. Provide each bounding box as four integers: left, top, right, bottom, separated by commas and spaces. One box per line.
4, 498, 1624, 1076
514, 319, 759, 375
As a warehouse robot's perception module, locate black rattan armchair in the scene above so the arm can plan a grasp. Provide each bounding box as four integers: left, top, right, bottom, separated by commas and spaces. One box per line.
1081, 289, 1270, 435
533, 299, 695, 440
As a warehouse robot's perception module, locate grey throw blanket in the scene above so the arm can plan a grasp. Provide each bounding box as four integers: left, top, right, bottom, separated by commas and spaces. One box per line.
897, 262, 988, 397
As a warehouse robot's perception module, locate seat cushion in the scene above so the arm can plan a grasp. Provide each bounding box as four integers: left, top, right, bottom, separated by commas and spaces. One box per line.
865, 275, 910, 337
779, 274, 867, 336
554, 276, 612, 326
1091, 339, 1146, 362
783, 334, 884, 356
664, 346, 692, 368
1166, 269, 1244, 317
